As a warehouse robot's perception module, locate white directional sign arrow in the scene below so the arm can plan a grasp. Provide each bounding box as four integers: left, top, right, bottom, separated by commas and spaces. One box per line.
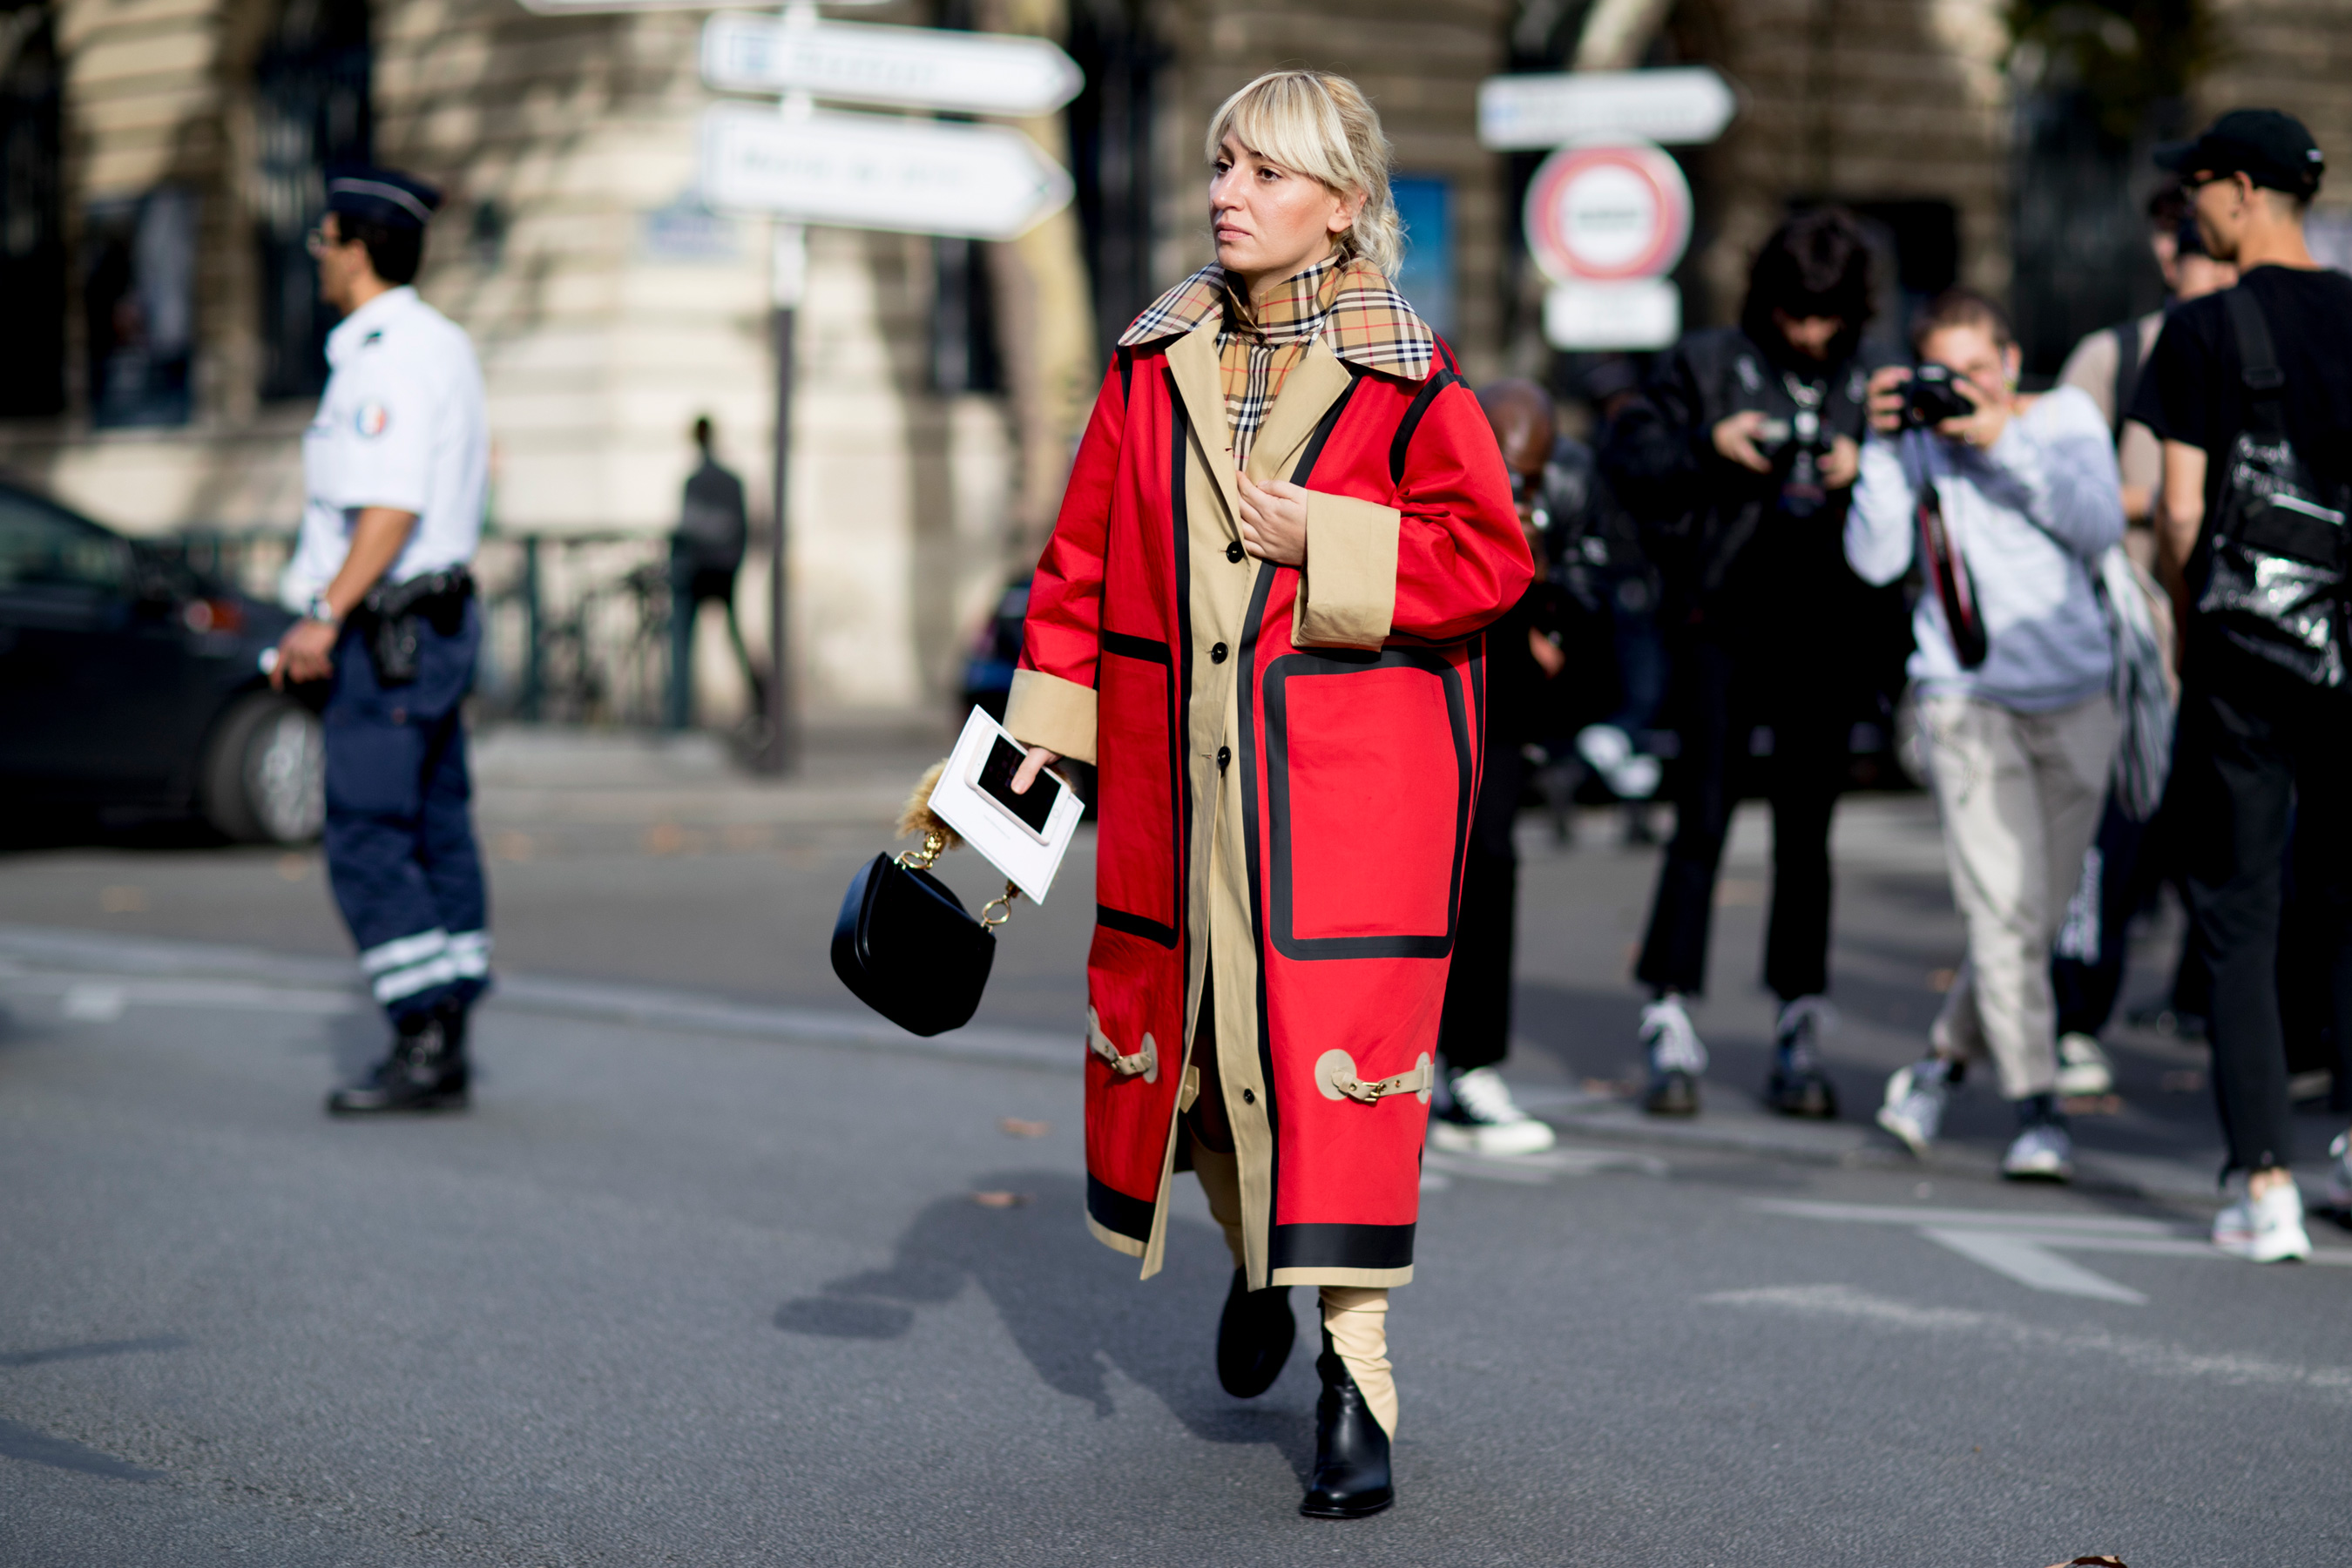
698, 105, 1073, 241
1479, 66, 1737, 149
702, 16, 1082, 117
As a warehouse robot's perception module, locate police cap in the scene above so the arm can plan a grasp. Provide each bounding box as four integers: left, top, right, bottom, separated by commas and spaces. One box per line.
325, 165, 444, 232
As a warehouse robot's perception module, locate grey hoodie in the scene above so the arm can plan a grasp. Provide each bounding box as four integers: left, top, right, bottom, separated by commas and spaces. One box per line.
1846, 385, 2124, 713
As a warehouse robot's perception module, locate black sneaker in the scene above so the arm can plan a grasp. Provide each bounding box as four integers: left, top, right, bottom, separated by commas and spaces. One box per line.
1764, 997, 1840, 1119
328, 1004, 470, 1115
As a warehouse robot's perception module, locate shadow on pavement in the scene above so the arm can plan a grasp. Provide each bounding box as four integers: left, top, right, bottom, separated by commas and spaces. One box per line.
774, 1170, 1310, 1477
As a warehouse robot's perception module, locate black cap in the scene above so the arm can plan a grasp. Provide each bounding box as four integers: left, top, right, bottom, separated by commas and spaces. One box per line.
2156, 109, 2324, 199
325, 165, 443, 232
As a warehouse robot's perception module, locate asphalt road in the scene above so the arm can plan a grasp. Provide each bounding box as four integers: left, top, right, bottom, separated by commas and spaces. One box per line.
5, 727, 2349, 1565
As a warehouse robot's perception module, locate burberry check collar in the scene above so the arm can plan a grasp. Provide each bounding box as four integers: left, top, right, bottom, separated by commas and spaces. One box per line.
1119, 258, 1436, 382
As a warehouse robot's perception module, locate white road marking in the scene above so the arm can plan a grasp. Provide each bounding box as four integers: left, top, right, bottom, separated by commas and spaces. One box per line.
1749, 1198, 2352, 1304
1704, 1283, 2352, 1401
1423, 1145, 1669, 1186
60, 984, 127, 1022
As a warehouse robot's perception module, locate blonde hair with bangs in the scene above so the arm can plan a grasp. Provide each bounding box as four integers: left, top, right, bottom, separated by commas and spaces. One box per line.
1206, 71, 1403, 278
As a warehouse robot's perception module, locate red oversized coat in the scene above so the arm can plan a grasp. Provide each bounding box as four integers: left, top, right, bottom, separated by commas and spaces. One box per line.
1004, 299, 1530, 1288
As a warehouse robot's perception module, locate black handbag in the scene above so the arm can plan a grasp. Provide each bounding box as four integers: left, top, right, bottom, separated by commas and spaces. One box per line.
2193, 287, 2349, 687
830, 828, 1017, 1037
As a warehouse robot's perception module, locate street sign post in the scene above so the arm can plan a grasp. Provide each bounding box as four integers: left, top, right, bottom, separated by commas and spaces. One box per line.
1522, 139, 1692, 350
701, 14, 1080, 117
1477, 66, 1735, 150
699, 105, 1075, 241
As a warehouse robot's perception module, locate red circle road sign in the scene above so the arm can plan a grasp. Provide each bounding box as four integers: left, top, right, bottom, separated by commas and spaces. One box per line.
1522, 139, 1693, 284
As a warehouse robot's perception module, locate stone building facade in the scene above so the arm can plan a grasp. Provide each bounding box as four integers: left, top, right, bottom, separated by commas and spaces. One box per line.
0, 0, 2342, 717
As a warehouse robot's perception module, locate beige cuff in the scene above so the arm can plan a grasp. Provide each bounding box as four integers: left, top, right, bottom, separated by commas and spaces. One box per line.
1293, 492, 1400, 650
1004, 667, 1098, 765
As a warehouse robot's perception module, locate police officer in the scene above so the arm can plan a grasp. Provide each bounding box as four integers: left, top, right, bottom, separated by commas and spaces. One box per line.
271, 165, 492, 1116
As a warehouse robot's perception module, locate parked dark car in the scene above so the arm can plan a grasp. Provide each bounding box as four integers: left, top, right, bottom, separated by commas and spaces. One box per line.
0, 479, 322, 843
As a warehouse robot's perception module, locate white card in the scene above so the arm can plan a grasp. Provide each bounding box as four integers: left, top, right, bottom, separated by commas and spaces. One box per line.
924, 706, 1085, 906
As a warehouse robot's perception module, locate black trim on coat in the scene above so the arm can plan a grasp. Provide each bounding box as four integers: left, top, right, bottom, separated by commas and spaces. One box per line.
1116, 344, 1132, 406
1237, 556, 1281, 1258
1095, 629, 1182, 950
1271, 1220, 1416, 1273
1388, 368, 1460, 488
1291, 368, 1366, 485
1260, 648, 1473, 961
1167, 370, 1194, 959
1088, 1173, 1158, 1243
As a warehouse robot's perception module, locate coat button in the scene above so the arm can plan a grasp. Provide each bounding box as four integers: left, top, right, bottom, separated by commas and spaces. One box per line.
1210, 642, 1228, 664
1216, 746, 1231, 770
1226, 541, 1245, 563
1241, 1088, 1255, 1105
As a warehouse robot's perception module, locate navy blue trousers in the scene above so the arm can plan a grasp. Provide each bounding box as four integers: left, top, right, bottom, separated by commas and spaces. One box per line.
321, 605, 490, 1022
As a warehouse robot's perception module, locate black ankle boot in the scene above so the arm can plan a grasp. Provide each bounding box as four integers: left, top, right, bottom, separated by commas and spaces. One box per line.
1215, 1268, 1294, 1397
328, 1006, 470, 1115
1299, 1328, 1393, 1519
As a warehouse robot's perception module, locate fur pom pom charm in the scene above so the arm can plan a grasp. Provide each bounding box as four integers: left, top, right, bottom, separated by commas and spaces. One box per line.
896, 760, 962, 865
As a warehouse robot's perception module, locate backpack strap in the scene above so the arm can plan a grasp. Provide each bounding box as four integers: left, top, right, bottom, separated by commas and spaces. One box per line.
2108, 321, 2142, 443
2222, 286, 2288, 436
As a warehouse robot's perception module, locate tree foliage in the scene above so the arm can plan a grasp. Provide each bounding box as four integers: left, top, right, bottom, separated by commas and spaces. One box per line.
2005, 0, 2216, 140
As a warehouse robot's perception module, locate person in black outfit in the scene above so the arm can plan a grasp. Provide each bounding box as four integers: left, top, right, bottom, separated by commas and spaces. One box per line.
666, 415, 760, 731
1429, 380, 1567, 1156
1601, 208, 1888, 1119
2132, 109, 2352, 1262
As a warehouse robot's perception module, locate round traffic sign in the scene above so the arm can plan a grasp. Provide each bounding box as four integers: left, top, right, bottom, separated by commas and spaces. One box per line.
1522, 138, 1692, 285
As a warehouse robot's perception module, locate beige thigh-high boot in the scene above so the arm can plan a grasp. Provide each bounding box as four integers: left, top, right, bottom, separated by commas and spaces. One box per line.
1319, 1286, 1396, 1436
1190, 1135, 1246, 1270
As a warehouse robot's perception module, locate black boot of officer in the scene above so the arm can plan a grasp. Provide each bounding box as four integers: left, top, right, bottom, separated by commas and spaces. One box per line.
328, 996, 471, 1114
1299, 1328, 1394, 1519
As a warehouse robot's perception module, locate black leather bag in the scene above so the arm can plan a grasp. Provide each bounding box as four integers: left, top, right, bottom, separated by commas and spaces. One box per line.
829, 836, 1004, 1037
2193, 288, 2349, 688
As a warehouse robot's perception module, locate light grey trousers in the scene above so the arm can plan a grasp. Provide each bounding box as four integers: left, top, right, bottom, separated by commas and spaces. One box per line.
1919, 693, 2120, 1101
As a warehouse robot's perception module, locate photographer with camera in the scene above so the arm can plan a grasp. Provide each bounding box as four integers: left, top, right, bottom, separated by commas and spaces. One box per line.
1601, 208, 1882, 1119
1848, 290, 2126, 1181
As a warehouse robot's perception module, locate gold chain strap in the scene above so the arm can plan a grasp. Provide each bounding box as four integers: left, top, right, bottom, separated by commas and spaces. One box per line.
896, 828, 949, 870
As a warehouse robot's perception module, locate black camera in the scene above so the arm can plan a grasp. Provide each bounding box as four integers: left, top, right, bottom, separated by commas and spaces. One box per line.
1901, 363, 1977, 430
1754, 410, 1834, 518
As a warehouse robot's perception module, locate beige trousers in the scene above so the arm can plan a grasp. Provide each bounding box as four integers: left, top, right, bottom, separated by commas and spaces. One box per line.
1193, 1138, 1396, 1436
1918, 693, 2119, 1101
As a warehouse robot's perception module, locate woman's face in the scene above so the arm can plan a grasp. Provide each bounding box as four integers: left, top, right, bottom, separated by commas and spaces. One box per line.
1209, 133, 1362, 295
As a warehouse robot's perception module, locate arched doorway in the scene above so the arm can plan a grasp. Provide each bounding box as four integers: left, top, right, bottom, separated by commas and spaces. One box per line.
253, 0, 371, 402
0, 0, 63, 418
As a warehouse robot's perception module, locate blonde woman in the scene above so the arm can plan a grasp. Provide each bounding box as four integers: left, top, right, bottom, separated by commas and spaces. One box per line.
1004, 71, 1530, 1517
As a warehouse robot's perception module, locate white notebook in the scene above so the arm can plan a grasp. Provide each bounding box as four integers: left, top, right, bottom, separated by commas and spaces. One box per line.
924, 706, 1085, 905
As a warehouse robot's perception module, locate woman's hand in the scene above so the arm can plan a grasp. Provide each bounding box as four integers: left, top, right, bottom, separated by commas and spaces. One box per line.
1711, 410, 1773, 473
1237, 473, 1309, 566
1866, 366, 1911, 436
1820, 433, 1862, 490
1010, 744, 1061, 795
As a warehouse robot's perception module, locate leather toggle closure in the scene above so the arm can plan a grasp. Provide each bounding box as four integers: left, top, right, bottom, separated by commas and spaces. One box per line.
1087, 1006, 1159, 1082
1313, 1049, 1434, 1105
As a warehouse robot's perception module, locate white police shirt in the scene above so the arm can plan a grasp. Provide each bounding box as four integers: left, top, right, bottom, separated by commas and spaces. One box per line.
282, 286, 489, 607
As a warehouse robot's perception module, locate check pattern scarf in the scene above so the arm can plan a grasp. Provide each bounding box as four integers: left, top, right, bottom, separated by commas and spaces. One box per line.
1119, 256, 1435, 464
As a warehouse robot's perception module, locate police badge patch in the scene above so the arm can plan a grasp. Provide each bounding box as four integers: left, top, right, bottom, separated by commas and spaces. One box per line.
355, 402, 390, 437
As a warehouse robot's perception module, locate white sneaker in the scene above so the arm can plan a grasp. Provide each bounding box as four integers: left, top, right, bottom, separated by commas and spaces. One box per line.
2054, 1033, 2114, 1097
1429, 1066, 1558, 1156
2326, 1132, 2352, 1213
2001, 1121, 2075, 1182
1639, 995, 1707, 1117
1876, 1058, 1951, 1158
1576, 725, 1660, 801
2213, 1176, 2313, 1262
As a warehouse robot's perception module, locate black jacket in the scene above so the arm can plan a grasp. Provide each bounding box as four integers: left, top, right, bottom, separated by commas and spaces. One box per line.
1599, 328, 1877, 640
674, 458, 749, 574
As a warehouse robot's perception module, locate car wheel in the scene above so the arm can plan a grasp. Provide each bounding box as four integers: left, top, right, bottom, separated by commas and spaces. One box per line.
203, 693, 326, 844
